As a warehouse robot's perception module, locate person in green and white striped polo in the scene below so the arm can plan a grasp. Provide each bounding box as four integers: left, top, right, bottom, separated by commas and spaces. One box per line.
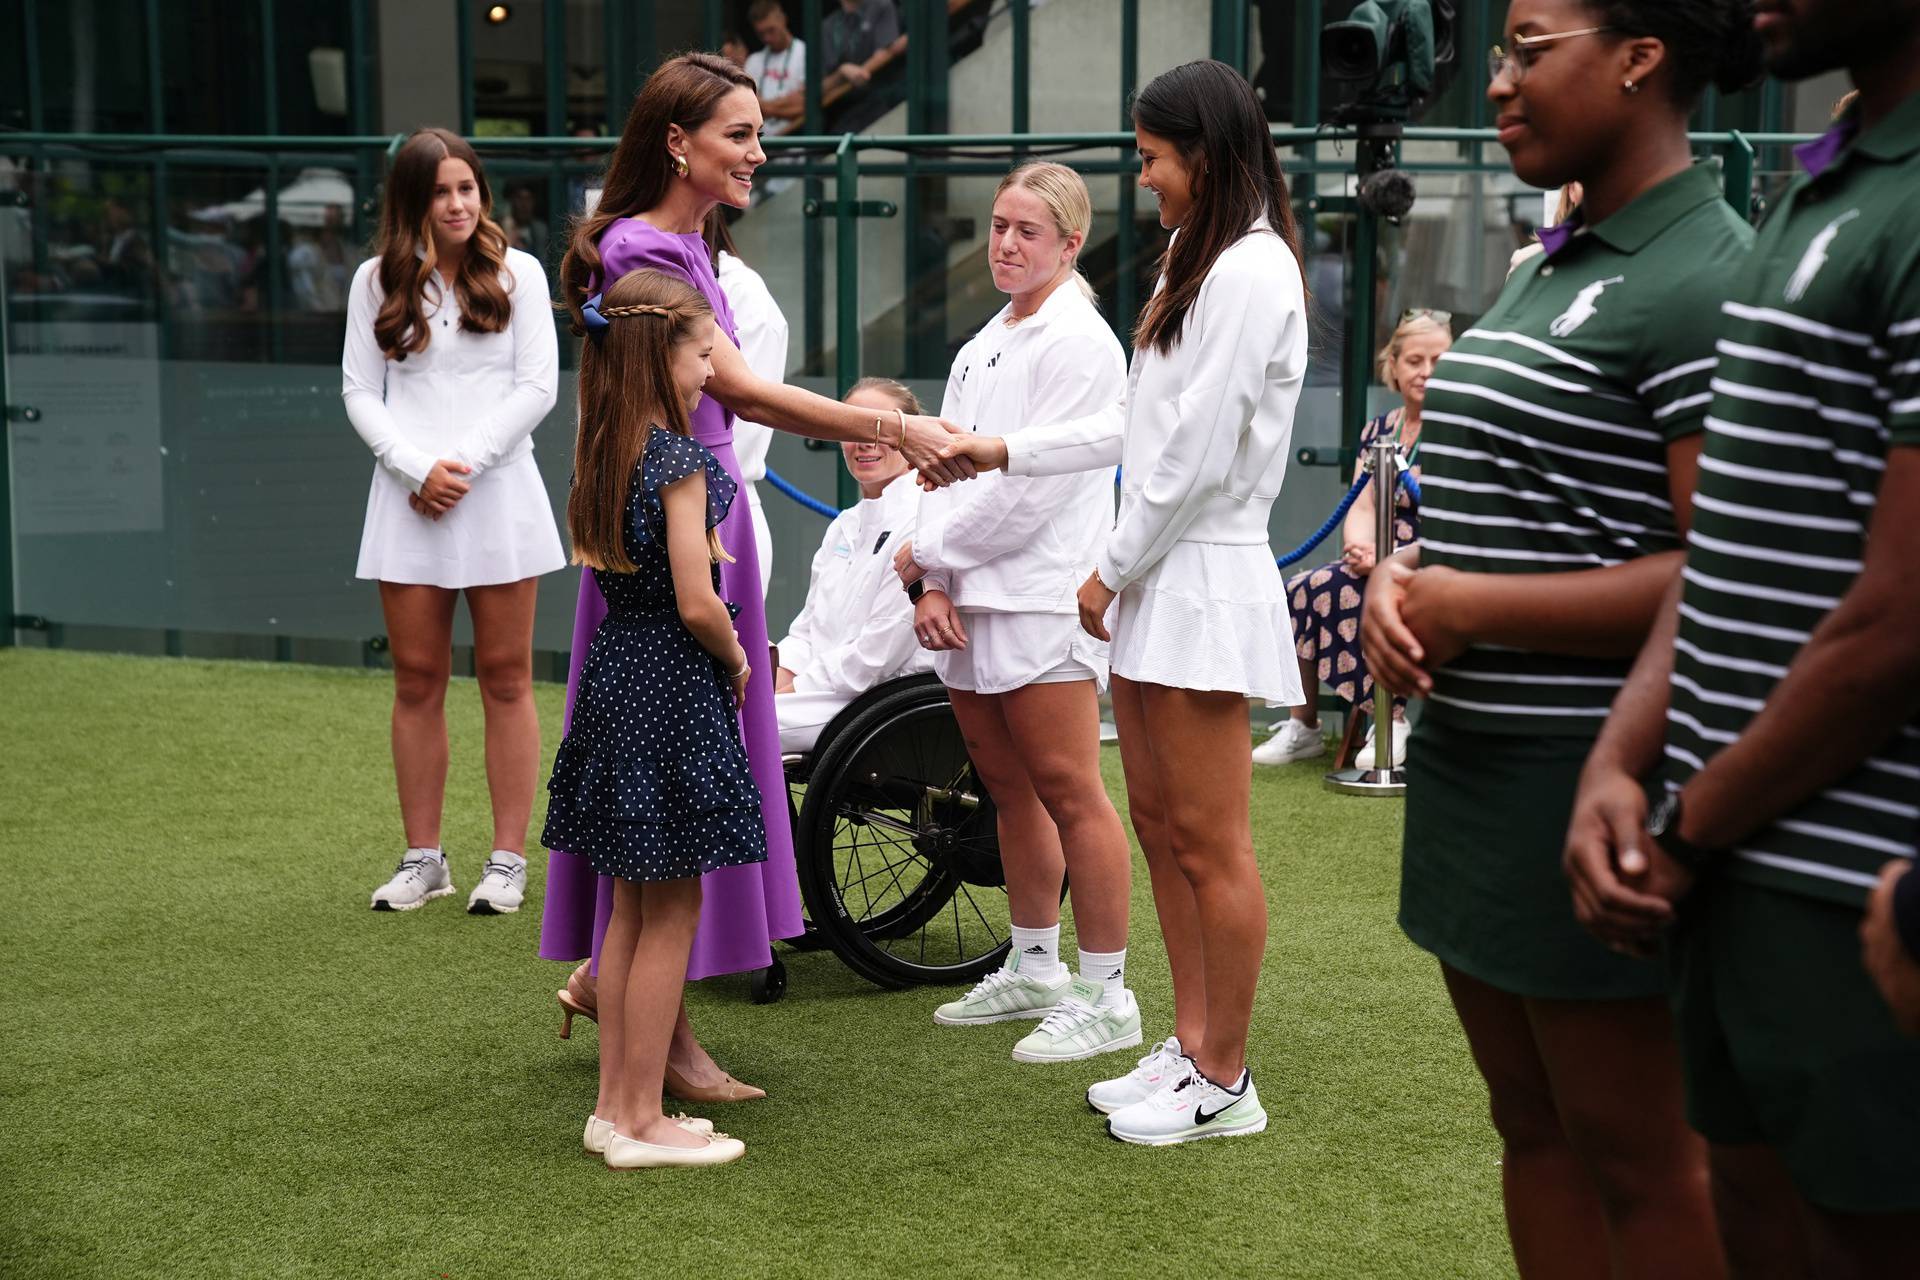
1563, 0, 1920, 1270
1362, 2, 1760, 1272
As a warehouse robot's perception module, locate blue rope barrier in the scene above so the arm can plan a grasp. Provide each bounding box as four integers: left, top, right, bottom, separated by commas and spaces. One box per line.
1401, 468, 1423, 506
763, 467, 840, 519
1273, 460, 1419, 570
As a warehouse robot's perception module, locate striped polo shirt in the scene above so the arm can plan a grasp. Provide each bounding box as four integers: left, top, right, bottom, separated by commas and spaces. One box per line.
1417, 163, 1755, 736
1663, 92, 1920, 907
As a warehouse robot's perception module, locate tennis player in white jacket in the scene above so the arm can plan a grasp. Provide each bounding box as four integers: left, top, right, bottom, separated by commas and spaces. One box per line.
772, 378, 933, 753
937, 63, 1309, 1146
894, 162, 1139, 1074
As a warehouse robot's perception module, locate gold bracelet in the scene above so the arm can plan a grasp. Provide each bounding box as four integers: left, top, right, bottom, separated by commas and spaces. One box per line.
873, 413, 885, 445
893, 408, 907, 447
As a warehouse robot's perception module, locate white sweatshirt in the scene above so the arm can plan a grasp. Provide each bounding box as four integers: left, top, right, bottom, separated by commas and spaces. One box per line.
341, 247, 558, 491
775, 472, 933, 695
915, 283, 1125, 613
717, 250, 787, 485
1004, 224, 1308, 592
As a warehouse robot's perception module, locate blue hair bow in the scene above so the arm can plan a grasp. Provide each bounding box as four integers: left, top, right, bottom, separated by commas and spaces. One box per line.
581, 292, 609, 343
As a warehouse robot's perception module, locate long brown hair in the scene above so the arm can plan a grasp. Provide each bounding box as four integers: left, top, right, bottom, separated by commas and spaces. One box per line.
372, 128, 512, 361
569, 269, 716, 573
1130, 60, 1307, 356
559, 52, 756, 332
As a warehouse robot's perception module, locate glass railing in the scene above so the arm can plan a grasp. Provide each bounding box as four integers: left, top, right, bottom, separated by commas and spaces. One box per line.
0, 124, 1807, 673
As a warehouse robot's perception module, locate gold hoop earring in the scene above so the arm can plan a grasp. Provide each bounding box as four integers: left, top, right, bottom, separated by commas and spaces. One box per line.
672, 153, 689, 178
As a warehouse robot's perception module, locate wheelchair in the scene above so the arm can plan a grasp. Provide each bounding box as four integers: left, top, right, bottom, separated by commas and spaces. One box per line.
758, 673, 1013, 1001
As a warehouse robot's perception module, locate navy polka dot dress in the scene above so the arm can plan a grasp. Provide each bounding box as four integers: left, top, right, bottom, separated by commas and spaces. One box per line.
541, 429, 769, 882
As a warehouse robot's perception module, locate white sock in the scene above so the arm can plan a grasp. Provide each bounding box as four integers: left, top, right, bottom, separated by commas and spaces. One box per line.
1078, 947, 1127, 1005
487, 849, 527, 869
1008, 923, 1062, 980
406, 846, 445, 863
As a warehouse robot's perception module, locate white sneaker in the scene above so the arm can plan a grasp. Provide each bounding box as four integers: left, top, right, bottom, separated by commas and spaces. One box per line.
1086, 1034, 1188, 1115
933, 966, 1070, 1026
1355, 718, 1411, 769
1010, 980, 1143, 1063
1107, 1065, 1268, 1146
1252, 718, 1325, 765
467, 852, 526, 915
370, 849, 453, 911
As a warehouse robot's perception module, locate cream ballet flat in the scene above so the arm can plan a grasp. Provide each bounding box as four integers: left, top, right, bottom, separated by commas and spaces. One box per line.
604, 1131, 745, 1169
584, 1112, 714, 1153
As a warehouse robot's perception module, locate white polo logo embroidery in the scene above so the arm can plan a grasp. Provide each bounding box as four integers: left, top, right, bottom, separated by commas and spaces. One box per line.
1549, 276, 1625, 337
1784, 209, 1861, 303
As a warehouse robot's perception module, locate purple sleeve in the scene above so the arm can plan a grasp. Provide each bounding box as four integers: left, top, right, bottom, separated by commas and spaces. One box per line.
597, 224, 690, 292
1895, 863, 1920, 963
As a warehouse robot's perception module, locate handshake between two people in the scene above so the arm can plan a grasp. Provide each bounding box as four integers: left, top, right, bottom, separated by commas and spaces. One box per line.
895, 417, 1009, 489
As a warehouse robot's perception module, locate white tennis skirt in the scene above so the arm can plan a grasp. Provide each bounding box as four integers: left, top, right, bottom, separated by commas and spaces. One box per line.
1108, 541, 1302, 708
354, 453, 567, 588
935, 610, 1108, 697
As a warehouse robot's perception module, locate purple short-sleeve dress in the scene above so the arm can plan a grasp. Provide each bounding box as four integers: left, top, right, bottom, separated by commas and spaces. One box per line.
537, 217, 802, 980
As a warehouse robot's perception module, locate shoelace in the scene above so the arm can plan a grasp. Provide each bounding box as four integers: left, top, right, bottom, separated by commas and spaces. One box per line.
962, 968, 1026, 1003
480, 859, 523, 884
392, 855, 438, 885
1034, 996, 1100, 1038
1131, 1038, 1179, 1081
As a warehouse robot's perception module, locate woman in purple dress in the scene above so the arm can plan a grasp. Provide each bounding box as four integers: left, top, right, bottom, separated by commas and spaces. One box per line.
541, 52, 967, 1100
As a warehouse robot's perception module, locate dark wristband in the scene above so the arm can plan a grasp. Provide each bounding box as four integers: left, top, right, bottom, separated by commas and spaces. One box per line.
906, 579, 925, 603
1894, 864, 1920, 964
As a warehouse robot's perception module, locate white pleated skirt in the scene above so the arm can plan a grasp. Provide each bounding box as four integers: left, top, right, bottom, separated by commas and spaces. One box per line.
935, 610, 1108, 697
1107, 541, 1302, 708
354, 453, 566, 588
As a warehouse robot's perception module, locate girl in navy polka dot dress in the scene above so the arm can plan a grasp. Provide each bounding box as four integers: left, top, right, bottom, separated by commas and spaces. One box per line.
542, 267, 765, 1169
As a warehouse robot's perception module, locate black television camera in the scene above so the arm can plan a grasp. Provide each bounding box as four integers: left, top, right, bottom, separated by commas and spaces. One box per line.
1320, 0, 1459, 220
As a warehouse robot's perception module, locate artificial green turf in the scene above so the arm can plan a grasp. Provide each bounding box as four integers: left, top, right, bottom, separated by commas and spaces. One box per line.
0, 649, 1508, 1278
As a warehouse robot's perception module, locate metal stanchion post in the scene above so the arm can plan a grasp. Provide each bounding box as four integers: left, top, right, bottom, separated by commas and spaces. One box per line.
1324, 439, 1407, 797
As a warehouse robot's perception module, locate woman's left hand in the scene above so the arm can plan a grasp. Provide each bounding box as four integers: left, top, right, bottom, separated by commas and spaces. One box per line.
1342, 539, 1377, 576
408, 493, 443, 521
892, 539, 924, 586
1077, 571, 1117, 641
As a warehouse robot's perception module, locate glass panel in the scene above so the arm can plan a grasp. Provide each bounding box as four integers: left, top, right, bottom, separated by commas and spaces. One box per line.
38, 0, 152, 134
158, 1, 267, 135
277, 1, 359, 137
1, 3, 29, 133
472, 0, 547, 136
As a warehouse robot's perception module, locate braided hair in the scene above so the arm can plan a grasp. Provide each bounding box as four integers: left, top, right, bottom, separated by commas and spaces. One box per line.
569, 268, 717, 572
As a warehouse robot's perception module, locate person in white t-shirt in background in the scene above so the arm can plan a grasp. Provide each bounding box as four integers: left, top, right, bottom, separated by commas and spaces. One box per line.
705, 209, 790, 598
746, 2, 808, 202
772, 377, 933, 753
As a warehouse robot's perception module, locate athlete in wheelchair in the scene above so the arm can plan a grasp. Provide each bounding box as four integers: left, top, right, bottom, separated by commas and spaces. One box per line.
767, 380, 1014, 996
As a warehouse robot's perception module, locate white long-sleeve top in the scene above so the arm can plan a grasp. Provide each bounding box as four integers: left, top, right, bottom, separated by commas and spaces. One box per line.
775, 473, 932, 695
1005, 224, 1308, 592
914, 283, 1125, 612
717, 250, 788, 485
341, 247, 558, 492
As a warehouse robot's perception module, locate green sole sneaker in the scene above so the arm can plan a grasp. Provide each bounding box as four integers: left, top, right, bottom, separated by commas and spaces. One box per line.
932, 966, 1070, 1026
1010, 980, 1143, 1063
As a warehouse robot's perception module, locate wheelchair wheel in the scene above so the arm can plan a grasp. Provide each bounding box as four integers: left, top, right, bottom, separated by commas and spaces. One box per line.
795, 677, 1011, 989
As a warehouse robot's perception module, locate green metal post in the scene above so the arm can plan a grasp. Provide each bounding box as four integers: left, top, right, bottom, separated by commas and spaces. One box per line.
1211, 0, 1249, 74
1011, 0, 1030, 140
1115, 0, 1139, 343
351, 0, 375, 248
545, 0, 567, 279
23, 0, 44, 132
261, 0, 279, 135
903, 0, 952, 378
458, 0, 475, 133
705, 0, 724, 51
0, 215, 14, 648
604, 1, 624, 129
834, 136, 860, 509
1294, 0, 1321, 125
1724, 130, 1755, 218
802, 0, 825, 374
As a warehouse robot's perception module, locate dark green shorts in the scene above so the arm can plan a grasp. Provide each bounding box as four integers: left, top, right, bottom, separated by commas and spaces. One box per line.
1399, 714, 1666, 1000
1671, 875, 1920, 1213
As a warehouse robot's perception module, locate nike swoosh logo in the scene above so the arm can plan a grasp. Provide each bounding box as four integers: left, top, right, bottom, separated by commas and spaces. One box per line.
1194, 1099, 1238, 1125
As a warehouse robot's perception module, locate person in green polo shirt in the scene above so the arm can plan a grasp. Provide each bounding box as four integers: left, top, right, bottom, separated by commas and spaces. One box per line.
1361, 1, 1760, 1272
1563, 0, 1920, 1270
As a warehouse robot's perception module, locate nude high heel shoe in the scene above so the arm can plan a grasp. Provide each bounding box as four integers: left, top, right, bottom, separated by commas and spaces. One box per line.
663, 1063, 767, 1103
558, 961, 597, 1039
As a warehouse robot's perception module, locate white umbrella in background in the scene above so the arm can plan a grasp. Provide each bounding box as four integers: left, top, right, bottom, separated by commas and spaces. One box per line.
198, 167, 356, 228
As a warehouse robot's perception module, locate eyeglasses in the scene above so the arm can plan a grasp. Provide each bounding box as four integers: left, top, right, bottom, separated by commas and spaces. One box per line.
1401, 308, 1452, 325
1488, 26, 1618, 86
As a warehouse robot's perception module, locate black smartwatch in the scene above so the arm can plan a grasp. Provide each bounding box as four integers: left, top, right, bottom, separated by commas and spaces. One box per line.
1646, 790, 1716, 873
906, 579, 925, 603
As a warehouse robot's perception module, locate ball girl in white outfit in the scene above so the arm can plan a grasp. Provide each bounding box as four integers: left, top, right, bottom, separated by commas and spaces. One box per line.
941, 63, 1310, 1145
897, 163, 1139, 1073
342, 128, 566, 915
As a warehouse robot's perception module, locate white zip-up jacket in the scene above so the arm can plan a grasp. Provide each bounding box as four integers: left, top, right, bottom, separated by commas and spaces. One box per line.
915, 283, 1125, 612
1004, 224, 1307, 592
776, 472, 932, 694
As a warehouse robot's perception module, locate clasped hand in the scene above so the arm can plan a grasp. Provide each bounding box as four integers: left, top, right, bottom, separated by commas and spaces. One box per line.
409, 458, 473, 520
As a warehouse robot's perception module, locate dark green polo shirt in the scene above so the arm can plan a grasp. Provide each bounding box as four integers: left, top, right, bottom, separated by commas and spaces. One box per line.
1417, 163, 1755, 737
1664, 90, 1920, 908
